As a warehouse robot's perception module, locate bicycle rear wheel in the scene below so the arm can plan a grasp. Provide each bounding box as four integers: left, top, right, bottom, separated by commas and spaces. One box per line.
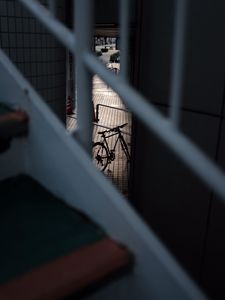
92, 142, 109, 171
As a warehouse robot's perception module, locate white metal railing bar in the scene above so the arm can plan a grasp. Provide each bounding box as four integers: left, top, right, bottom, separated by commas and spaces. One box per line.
47, 0, 56, 16
19, 0, 76, 52
169, 0, 188, 127
84, 51, 225, 202
120, 0, 129, 81
74, 0, 94, 153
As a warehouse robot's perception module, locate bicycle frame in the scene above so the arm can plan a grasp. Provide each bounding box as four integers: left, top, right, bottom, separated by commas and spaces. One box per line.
100, 129, 130, 163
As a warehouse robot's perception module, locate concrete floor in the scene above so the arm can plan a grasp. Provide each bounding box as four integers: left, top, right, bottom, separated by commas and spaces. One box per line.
67, 73, 132, 197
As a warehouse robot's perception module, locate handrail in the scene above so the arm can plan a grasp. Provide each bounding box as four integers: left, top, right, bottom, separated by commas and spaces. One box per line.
95, 103, 129, 123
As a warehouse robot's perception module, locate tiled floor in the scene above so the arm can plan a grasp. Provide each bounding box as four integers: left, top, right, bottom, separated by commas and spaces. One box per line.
67, 74, 132, 196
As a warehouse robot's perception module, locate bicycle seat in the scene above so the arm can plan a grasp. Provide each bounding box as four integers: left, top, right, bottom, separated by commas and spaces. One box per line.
118, 123, 128, 129
97, 129, 110, 134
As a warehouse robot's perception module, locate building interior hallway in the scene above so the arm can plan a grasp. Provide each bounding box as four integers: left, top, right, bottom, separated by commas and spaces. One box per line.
67, 74, 132, 196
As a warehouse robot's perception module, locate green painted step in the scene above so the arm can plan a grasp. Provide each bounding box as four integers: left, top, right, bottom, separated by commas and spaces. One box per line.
0, 174, 106, 284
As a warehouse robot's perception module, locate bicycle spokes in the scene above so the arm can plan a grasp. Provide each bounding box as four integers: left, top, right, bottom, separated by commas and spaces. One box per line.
92, 142, 109, 171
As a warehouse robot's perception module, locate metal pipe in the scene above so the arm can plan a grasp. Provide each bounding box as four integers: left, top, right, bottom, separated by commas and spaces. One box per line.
95, 103, 129, 123
19, 0, 75, 52
119, 0, 129, 81
74, 0, 94, 154
169, 0, 188, 127
84, 52, 225, 203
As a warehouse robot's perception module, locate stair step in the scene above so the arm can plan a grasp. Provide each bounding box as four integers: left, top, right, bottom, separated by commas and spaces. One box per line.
0, 175, 132, 299
0, 103, 28, 152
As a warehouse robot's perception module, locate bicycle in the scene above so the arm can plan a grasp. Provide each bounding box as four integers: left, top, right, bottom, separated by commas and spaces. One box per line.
92, 123, 131, 171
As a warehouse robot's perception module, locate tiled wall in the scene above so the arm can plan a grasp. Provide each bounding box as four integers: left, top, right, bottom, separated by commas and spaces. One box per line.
0, 0, 66, 122
131, 0, 225, 299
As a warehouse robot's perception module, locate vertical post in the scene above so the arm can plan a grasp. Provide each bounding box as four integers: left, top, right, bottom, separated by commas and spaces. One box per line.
48, 0, 56, 16
74, 0, 94, 154
169, 0, 188, 127
120, 0, 129, 81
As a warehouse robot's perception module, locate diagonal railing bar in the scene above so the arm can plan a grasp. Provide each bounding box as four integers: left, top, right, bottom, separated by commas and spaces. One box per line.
84, 51, 225, 203
169, 0, 188, 127
19, 0, 76, 52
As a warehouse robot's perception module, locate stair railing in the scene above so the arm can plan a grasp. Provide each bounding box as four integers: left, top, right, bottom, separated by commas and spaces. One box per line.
19, 0, 225, 204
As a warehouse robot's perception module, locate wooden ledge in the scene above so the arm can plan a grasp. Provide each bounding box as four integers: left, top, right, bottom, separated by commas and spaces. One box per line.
0, 106, 28, 153
0, 110, 28, 124
0, 238, 132, 300
0, 109, 28, 140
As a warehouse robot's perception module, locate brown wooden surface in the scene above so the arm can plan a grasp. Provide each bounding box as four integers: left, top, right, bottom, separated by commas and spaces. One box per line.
0, 109, 28, 140
0, 238, 131, 300
0, 110, 28, 123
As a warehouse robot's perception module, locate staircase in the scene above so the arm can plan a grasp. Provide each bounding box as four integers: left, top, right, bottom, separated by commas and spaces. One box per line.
0, 0, 209, 299
0, 174, 132, 300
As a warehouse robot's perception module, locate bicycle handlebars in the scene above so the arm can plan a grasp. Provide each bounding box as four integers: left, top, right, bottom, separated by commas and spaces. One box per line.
98, 123, 128, 135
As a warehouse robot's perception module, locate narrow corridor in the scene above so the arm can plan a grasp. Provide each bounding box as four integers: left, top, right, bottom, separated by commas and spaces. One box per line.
67, 75, 131, 196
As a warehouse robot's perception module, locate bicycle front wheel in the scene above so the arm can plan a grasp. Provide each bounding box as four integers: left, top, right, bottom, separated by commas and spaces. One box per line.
92, 142, 109, 171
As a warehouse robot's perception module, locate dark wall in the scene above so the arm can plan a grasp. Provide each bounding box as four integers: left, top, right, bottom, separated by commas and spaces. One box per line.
131, 0, 225, 298
95, 0, 119, 24
95, 0, 136, 26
